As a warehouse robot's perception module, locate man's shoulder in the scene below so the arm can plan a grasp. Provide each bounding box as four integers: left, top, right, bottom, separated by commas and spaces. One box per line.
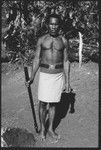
59, 35, 68, 45
59, 34, 66, 40
38, 34, 49, 42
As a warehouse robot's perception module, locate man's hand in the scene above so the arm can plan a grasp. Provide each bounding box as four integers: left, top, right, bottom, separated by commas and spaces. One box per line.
25, 80, 32, 88
64, 84, 72, 93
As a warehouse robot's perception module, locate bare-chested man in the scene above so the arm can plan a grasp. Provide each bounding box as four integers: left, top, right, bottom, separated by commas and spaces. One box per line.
26, 14, 71, 142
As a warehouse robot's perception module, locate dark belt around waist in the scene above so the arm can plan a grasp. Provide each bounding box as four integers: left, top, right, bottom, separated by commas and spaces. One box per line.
40, 63, 63, 69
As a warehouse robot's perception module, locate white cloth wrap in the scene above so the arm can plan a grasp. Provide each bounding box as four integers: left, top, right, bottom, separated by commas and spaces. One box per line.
38, 72, 64, 103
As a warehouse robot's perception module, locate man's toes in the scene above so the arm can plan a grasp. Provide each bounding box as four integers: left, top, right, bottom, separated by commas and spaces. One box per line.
38, 132, 46, 141
49, 138, 58, 144
41, 135, 46, 141
48, 131, 60, 140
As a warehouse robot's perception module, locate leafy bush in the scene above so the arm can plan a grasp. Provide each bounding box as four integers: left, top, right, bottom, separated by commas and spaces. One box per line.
2, 0, 99, 64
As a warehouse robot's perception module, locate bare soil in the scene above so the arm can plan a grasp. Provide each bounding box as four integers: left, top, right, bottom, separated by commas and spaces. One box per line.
1, 62, 98, 148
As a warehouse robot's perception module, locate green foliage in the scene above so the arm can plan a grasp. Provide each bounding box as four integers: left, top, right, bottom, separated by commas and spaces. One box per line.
2, 0, 99, 64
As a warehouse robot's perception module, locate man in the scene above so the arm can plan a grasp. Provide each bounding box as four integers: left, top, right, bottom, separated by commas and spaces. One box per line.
26, 14, 71, 142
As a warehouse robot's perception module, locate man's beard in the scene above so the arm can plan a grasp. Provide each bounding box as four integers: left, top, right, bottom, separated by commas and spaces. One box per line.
49, 30, 59, 37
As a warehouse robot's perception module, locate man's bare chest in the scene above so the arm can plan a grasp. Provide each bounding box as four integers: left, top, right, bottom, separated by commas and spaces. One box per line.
42, 36, 64, 51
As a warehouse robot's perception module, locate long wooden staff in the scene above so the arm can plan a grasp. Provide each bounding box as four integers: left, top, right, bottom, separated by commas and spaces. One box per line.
19, 0, 38, 133
24, 66, 39, 133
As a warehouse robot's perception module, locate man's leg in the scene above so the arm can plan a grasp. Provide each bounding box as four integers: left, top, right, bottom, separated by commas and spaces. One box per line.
48, 103, 60, 139
38, 101, 47, 140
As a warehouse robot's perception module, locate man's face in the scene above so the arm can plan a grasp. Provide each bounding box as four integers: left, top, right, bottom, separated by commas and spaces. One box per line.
48, 17, 60, 36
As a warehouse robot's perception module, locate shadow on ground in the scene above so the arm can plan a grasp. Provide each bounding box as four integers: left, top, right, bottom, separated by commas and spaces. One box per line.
53, 90, 76, 131
45, 90, 76, 133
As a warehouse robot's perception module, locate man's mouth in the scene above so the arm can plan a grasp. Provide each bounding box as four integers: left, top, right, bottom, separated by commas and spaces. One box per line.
51, 30, 56, 32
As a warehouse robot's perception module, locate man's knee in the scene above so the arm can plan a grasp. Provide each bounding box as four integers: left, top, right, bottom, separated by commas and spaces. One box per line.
49, 103, 56, 108
39, 101, 47, 109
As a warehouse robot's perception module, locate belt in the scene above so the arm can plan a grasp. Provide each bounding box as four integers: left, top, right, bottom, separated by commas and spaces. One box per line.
40, 63, 63, 69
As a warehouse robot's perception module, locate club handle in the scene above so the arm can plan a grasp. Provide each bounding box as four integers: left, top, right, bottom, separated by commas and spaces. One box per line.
24, 66, 29, 81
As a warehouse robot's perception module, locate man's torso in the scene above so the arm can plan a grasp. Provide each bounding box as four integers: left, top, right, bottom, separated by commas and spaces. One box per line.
40, 34, 66, 74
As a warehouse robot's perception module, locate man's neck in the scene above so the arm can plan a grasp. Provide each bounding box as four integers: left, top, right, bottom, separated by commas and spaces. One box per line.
49, 33, 59, 38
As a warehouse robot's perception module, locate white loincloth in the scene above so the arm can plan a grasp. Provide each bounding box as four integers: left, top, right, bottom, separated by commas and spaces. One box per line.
38, 72, 64, 103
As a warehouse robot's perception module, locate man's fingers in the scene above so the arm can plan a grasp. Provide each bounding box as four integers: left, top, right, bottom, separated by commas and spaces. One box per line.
25, 81, 30, 87
64, 85, 72, 93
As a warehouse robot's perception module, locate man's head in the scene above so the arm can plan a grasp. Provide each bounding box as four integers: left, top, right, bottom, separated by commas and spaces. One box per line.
46, 14, 62, 36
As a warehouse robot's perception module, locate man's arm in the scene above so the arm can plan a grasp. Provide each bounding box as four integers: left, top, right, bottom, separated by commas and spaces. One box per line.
63, 39, 71, 92
29, 37, 42, 84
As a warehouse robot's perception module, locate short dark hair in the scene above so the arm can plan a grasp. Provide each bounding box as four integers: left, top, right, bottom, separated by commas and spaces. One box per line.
46, 13, 62, 25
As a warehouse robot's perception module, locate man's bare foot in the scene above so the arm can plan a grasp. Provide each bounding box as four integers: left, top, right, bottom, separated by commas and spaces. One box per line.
38, 131, 46, 141
47, 130, 60, 143
48, 130, 60, 140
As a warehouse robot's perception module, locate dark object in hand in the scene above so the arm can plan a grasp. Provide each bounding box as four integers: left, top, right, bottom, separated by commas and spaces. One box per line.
61, 89, 76, 114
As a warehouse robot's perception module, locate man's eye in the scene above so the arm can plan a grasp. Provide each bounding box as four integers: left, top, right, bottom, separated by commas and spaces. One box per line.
50, 24, 58, 26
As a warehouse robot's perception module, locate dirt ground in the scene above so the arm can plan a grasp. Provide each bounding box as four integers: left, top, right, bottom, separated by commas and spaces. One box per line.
1, 62, 98, 148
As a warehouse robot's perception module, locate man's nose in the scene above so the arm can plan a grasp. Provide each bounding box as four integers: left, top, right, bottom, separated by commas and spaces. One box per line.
52, 25, 56, 29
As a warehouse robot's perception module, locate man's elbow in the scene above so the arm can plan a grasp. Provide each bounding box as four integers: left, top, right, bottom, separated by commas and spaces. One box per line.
33, 57, 40, 66
64, 60, 70, 70
64, 60, 70, 65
